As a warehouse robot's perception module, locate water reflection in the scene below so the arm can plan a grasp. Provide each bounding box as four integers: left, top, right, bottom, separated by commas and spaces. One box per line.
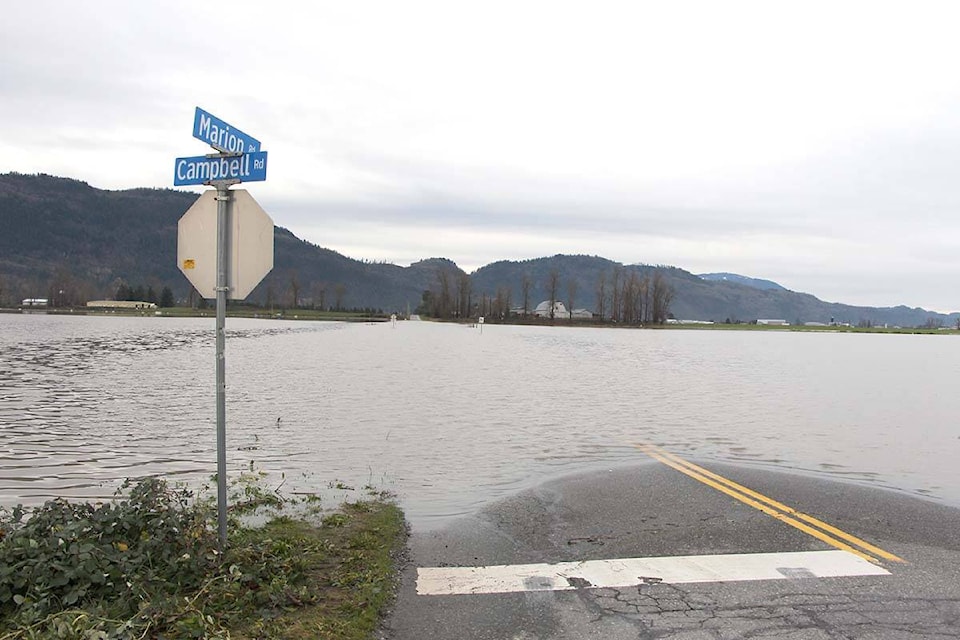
1, 314, 957, 529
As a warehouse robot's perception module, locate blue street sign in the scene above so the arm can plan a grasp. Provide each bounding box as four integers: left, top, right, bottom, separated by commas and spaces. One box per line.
174, 151, 268, 186
192, 107, 262, 154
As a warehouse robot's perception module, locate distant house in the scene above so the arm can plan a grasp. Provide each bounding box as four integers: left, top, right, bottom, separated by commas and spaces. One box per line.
756, 319, 789, 326
532, 301, 593, 319
21, 298, 48, 307
533, 300, 568, 318
86, 300, 157, 310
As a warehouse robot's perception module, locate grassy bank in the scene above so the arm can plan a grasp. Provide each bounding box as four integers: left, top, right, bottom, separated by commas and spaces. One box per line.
147, 307, 391, 322
431, 315, 959, 335
0, 478, 407, 639
17, 306, 391, 322
659, 322, 959, 335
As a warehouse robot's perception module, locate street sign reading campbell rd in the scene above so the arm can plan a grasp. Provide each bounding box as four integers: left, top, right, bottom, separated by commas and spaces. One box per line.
174, 151, 268, 186
192, 107, 262, 154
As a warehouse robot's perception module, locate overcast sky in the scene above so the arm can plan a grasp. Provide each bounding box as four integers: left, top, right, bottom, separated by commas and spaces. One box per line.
3, 2, 960, 311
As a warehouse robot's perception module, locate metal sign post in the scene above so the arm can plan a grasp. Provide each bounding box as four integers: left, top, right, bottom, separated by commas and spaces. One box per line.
214, 183, 230, 548
175, 108, 273, 551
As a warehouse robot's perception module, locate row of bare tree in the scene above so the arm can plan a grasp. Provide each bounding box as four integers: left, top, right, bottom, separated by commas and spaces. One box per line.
422, 271, 474, 319
265, 273, 348, 311
420, 266, 674, 324
598, 268, 675, 324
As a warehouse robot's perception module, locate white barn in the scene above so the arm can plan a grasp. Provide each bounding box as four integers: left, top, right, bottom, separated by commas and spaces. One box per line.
533, 301, 568, 317
533, 301, 593, 319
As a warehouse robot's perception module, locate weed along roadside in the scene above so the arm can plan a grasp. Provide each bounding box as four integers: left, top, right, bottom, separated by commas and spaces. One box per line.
0, 476, 408, 639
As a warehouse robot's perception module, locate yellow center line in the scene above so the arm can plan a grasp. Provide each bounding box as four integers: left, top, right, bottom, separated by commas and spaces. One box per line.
648, 445, 905, 563
636, 443, 905, 565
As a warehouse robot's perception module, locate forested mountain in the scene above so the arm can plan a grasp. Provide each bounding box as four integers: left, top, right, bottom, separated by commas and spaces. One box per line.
698, 272, 787, 291
1, 172, 956, 327
0, 173, 189, 306
0, 173, 443, 312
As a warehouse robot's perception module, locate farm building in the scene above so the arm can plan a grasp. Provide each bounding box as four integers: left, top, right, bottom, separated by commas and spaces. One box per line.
86, 300, 157, 310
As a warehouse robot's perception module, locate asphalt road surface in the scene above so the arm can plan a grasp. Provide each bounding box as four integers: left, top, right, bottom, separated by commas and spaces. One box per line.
383, 449, 960, 639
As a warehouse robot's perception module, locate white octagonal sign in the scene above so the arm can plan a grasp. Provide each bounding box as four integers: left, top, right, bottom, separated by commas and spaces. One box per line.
177, 189, 274, 299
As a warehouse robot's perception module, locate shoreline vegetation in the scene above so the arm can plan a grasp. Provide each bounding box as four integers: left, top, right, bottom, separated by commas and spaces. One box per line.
0, 306, 393, 323
0, 476, 408, 640
3, 305, 956, 335
432, 317, 960, 335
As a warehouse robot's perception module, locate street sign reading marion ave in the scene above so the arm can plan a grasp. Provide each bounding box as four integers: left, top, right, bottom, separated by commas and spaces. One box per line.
193, 107, 261, 154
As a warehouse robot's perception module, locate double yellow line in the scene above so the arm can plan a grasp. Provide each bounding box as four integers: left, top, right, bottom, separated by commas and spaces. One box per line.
636, 443, 904, 565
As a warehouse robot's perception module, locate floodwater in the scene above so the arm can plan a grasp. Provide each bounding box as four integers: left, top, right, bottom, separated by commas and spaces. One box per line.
1, 314, 957, 529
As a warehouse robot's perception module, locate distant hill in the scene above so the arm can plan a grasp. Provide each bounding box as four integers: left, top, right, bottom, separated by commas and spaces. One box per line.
471, 254, 622, 312
0, 173, 191, 305
698, 272, 787, 292
1, 172, 956, 327
472, 255, 958, 327
0, 173, 448, 312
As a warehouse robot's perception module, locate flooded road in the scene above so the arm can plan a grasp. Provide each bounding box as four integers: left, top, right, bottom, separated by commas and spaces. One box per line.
0, 314, 957, 529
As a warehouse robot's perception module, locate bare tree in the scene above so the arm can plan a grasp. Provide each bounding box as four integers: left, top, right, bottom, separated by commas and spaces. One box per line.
457, 272, 472, 319
435, 269, 453, 318
638, 273, 651, 323
312, 281, 327, 310
334, 284, 347, 311
521, 273, 532, 317
289, 272, 300, 308
264, 285, 274, 311
48, 264, 83, 308
610, 267, 623, 323
651, 270, 675, 324
621, 271, 639, 324
546, 269, 560, 321
595, 272, 607, 321
494, 287, 511, 319
566, 278, 578, 320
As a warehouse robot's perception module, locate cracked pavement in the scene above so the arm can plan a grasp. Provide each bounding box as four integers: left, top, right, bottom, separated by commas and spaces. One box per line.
567, 580, 960, 638
383, 462, 960, 639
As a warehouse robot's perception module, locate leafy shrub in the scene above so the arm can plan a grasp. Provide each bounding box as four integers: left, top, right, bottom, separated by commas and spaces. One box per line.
0, 477, 406, 639
0, 478, 219, 635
